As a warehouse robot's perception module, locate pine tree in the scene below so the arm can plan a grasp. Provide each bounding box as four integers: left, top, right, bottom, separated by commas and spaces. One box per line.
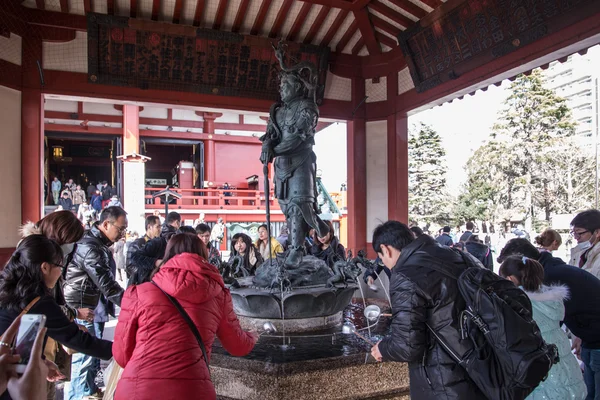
408, 123, 449, 225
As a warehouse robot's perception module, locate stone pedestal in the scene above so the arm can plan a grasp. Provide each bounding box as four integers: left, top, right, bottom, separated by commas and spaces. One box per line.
211, 354, 410, 400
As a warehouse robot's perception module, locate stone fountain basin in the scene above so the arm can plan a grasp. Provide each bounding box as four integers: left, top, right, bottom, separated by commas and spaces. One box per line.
230, 283, 357, 320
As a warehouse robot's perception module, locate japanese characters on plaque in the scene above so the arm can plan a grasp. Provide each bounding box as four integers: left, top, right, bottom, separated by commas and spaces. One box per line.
398, 0, 599, 93
87, 14, 330, 103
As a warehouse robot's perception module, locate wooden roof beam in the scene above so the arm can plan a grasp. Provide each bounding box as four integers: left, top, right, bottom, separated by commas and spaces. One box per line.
419, 0, 443, 8
351, 37, 365, 55
269, 0, 293, 38
353, 9, 380, 55
287, 2, 312, 41
370, 13, 401, 37
151, 0, 159, 20
35, 0, 44, 10
193, 0, 205, 26
251, 0, 273, 36
130, 0, 137, 17
369, 0, 412, 29
375, 30, 396, 48
173, 0, 183, 23
335, 18, 358, 53
320, 9, 348, 47
107, 0, 114, 14
303, 5, 329, 44
387, 0, 426, 19
232, 0, 250, 32
84, 0, 91, 13
213, 0, 228, 29
59, 0, 69, 13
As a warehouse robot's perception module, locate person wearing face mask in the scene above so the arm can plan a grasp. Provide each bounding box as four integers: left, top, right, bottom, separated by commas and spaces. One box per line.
310, 220, 346, 268
0, 235, 113, 400
571, 210, 600, 276
63, 206, 127, 400
229, 233, 263, 275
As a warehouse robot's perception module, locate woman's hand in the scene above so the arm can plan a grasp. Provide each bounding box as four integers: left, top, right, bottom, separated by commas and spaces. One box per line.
0, 316, 23, 394
77, 308, 94, 323
371, 341, 383, 362
44, 360, 65, 382
7, 324, 49, 400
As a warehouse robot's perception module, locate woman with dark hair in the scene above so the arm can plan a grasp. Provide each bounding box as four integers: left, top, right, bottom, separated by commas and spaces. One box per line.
310, 220, 346, 268
499, 256, 586, 400
535, 229, 562, 253
254, 224, 284, 261
113, 233, 256, 400
229, 233, 263, 275
0, 235, 113, 400
176, 226, 198, 235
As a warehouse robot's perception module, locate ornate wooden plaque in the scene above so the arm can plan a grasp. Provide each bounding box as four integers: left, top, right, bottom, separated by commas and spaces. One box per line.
398, 0, 600, 93
87, 14, 330, 103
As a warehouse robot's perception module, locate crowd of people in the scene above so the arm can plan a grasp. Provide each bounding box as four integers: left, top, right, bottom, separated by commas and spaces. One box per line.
3, 203, 600, 400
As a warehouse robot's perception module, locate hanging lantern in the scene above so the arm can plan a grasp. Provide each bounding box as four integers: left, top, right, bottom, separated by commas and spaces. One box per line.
52, 146, 64, 159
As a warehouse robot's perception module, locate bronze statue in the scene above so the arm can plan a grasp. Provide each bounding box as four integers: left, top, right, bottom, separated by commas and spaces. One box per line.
260, 43, 329, 268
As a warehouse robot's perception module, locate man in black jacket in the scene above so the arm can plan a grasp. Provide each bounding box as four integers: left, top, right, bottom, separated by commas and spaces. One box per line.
435, 226, 453, 246
63, 206, 127, 400
128, 211, 181, 284
498, 238, 600, 399
125, 215, 162, 286
370, 221, 485, 400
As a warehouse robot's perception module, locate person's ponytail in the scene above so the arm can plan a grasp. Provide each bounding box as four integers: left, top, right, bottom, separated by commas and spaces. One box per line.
499, 255, 544, 292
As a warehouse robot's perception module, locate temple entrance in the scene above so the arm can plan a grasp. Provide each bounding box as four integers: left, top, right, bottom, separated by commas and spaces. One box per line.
44, 133, 121, 206
141, 138, 204, 189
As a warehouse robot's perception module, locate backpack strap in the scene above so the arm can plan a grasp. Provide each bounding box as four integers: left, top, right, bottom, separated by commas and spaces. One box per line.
151, 281, 210, 376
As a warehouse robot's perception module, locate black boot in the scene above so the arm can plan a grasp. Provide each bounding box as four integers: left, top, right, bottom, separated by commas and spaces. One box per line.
284, 207, 308, 268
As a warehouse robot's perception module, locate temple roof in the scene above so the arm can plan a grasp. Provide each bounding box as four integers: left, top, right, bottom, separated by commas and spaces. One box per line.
20, 0, 446, 56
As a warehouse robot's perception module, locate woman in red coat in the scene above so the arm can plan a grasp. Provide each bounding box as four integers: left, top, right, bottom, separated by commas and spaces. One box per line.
113, 233, 257, 400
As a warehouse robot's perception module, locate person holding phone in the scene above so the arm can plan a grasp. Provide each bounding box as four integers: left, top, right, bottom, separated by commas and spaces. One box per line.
0, 235, 113, 400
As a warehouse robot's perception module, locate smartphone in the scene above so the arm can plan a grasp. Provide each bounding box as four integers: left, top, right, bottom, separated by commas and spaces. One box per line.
14, 314, 46, 374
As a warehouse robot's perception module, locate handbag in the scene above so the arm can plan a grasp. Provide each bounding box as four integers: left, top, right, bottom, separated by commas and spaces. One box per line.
151, 281, 210, 375
103, 358, 123, 400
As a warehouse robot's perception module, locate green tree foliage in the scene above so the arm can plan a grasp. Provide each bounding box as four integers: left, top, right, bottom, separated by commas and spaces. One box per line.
408, 123, 449, 225
455, 70, 594, 226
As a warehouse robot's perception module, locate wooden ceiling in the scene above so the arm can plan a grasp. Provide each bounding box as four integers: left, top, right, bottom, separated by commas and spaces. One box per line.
21, 0, 445, 56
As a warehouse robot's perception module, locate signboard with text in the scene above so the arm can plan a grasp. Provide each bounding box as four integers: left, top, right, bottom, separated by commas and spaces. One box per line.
87, 14, 330, 103
397, 0, 600, 93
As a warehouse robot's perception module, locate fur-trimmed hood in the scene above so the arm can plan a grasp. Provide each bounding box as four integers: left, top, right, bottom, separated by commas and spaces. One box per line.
19, 221, 42, 240
524, 285, 569, 322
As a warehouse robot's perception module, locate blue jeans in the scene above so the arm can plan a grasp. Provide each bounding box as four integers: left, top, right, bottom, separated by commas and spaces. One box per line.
67, 320, 99, 400
582, 347, 600, 400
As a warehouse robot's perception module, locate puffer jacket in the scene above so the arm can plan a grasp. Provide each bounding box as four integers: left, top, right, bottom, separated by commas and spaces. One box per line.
63, 224, 124, 309
524, 285, 587, 400
378, 235, 485, 400
465, 241, 494, 270
113, 253, 256, 400
128, 224, 177, 284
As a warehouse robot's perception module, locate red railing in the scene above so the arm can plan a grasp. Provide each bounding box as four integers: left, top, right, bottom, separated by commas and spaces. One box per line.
144, 188, 280, 210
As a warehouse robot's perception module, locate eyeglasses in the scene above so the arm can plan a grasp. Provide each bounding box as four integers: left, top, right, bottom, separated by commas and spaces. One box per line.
111, 223, 127, 234
570, 229, 590, 237
49, 262, 66, 270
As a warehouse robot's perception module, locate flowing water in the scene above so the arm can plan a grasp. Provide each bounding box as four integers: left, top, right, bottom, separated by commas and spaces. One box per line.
213, 300, 391, 364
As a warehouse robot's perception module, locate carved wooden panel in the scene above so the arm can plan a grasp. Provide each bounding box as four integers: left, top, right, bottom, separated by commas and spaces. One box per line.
398, 0, 600, 93
87, 14, 330, 103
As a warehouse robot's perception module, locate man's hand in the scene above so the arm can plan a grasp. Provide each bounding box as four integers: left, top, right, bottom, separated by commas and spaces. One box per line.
572, 336, 582, 359
76, 308, 94, 323
371, 341, 383, 362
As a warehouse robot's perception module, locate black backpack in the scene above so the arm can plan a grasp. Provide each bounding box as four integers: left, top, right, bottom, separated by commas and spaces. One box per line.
417, 249, 559, 400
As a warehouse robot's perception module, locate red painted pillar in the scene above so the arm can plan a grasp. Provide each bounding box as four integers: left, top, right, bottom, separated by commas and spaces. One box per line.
347, 77, 367, 253
203, 113, 219, 184
122, 105, 140, 155
21, 35, 44, 223
386, 71, 409, 223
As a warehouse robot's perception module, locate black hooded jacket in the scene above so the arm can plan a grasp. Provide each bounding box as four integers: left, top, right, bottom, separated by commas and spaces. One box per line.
63, 224, 124, 309
537, 251, 600, 349
378, 235, 485, 400
128, 224, 177, 285
465, 241, 494, 270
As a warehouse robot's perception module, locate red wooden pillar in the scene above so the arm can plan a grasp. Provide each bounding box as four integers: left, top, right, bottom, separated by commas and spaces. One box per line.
347, 78, 367, 253
386, 71, 409, 223
203, 112, 221, 184
21, 35, 44, 223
